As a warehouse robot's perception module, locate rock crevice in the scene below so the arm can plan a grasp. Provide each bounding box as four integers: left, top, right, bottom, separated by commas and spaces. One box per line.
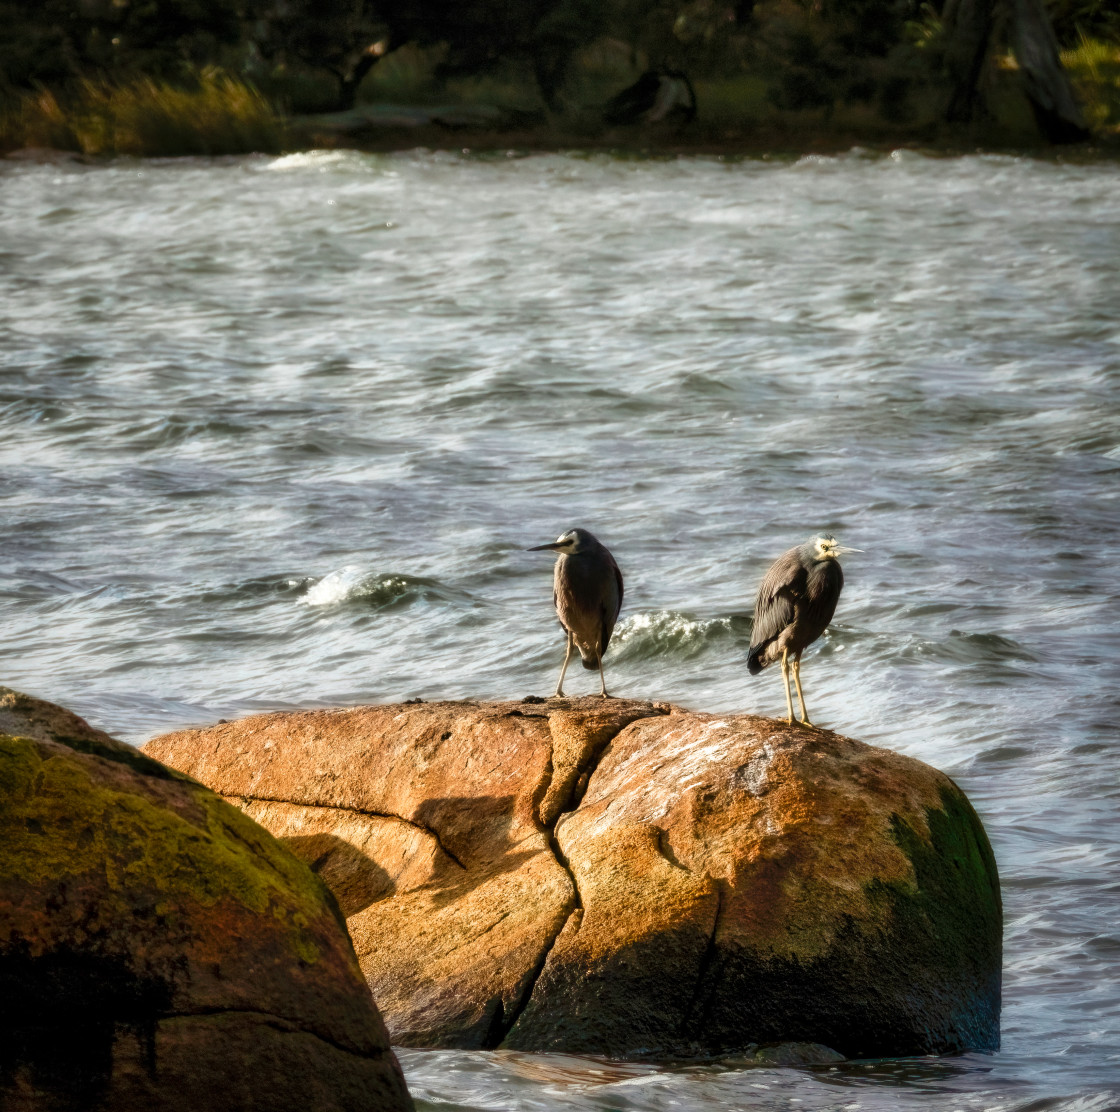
228, 794, 467, 871
494, 791, 590, 1049
486, 700, 666, 1048
682, 878, 727, 1035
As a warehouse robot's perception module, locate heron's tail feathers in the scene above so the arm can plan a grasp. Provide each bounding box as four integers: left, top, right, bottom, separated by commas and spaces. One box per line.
747, 644, 767, 675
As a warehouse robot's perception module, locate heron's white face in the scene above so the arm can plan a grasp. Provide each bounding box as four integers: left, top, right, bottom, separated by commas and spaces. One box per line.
813, 534, 859, 559
527, 528, 590, 556
814, 535, 838, 560
552, 530, 581, 554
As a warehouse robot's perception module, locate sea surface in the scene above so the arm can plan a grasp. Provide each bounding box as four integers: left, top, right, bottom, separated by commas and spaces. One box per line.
1, 146, 1118, 1111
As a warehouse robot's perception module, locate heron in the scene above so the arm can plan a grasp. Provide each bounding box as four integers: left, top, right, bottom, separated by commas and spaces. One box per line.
747, 534, 859, 727
528, 528, 624, 698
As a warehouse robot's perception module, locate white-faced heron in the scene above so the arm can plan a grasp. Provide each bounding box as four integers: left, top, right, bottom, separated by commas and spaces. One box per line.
747, 534, 859, 727
528, 527, 624, 698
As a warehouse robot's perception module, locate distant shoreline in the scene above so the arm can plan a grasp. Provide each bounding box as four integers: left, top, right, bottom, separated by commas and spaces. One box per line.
4, 69, 1118, 162
291, 123, 1120, 162
7, 110, 1120, 164
10, 134, 1118, 165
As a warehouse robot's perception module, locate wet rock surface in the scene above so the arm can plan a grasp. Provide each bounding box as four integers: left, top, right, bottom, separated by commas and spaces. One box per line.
145, 699, 1001, 1060
0, 689, 413, 1111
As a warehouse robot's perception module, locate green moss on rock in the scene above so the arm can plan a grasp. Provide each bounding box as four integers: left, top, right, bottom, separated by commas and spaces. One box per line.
0, 710, 414, 1111
1, 732, 335, 956
879, 781, 1002, 1051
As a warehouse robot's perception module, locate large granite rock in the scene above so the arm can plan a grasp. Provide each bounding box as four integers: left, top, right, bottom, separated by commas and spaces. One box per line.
0, 688, 413, 1111
145, 698, 1001, 1060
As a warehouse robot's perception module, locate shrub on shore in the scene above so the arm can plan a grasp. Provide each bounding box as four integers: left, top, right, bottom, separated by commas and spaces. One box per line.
1, 71, 284, 157
1062, 36, 1120, 134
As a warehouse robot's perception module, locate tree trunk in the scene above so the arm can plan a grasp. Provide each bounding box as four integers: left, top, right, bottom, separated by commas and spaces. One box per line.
338, 51, 380, 111
941, 0, 1088, 142
941, 0, 996, 123
1007, 0, 1089, 142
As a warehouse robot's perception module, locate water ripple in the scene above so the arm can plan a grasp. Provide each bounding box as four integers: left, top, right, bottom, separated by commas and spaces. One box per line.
1, 150, 1119, 1109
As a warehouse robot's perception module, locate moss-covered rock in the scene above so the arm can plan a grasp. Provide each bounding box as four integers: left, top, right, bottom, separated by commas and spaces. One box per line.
0, 690, 412, 1111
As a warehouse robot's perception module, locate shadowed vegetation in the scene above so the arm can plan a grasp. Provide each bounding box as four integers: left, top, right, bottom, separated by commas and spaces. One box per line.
1, 0, 1117, 154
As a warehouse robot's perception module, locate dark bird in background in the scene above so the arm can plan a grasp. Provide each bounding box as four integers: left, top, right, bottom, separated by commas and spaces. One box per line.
528, 528, 624, 698
747, 534, 858, 727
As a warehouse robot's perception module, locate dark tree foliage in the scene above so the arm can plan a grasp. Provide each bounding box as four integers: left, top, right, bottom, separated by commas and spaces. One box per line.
601, 0, 746, 74
1045, 0, 1120, 45
1, 0, 1101, 137
244, 0, 387, 109
0, 0, 245, 89
374, 0, 609, 107
818, 0, 924, 57
214, 0, 609, 109
754, 0, 928, 115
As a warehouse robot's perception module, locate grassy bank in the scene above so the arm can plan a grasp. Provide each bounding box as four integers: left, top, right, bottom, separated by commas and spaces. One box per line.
3, 45, 1119, 159
0, 72, 284, 157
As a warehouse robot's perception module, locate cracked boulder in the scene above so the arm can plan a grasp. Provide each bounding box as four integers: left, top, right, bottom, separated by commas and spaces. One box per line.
0, 689, 412, 1111
145, 700, 1001, 1060
144, 698, 664, 1048
504, 710, 1001, 1058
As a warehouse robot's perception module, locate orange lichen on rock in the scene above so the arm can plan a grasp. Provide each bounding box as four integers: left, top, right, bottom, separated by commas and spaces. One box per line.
146, 698, 1001, 1061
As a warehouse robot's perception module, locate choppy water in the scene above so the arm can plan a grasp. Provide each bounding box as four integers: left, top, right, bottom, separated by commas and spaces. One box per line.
2, 147, 1119, 1111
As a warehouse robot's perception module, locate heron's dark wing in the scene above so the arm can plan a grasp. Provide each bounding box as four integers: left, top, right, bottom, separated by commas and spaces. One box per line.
749, 547, 807, 656
600, 555, 624, 654
801, 557, 844, 636
555, 555, 599, 639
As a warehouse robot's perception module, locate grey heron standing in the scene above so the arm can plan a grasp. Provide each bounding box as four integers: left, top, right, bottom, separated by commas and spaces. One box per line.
747, 534, 858, 727
528, 528, 624, 698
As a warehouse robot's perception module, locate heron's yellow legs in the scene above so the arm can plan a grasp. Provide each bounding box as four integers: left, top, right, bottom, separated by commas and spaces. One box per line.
792, 650, 813, 727
554, 631, 573, 698
780, 649, 813, 727
554, 632, 611, 699
780, 649, 795, 725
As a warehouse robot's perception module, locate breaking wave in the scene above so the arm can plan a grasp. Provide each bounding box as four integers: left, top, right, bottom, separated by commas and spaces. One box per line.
609, 611, 736, 661
302, 566, 452, 610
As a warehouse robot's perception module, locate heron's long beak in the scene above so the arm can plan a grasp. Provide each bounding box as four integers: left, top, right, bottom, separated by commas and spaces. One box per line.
527, 542, 563, 551
835, 546, 863, 555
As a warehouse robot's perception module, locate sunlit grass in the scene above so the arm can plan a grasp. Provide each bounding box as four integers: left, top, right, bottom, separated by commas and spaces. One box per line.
1061, 35, 1120, 133
1, 71, 284, 156
0, 86, 76, 152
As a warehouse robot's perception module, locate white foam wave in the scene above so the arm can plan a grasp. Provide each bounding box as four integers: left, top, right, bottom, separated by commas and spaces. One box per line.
610, 611, 733, 660
302, 566, 412, 607
264, 150, 367, 173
